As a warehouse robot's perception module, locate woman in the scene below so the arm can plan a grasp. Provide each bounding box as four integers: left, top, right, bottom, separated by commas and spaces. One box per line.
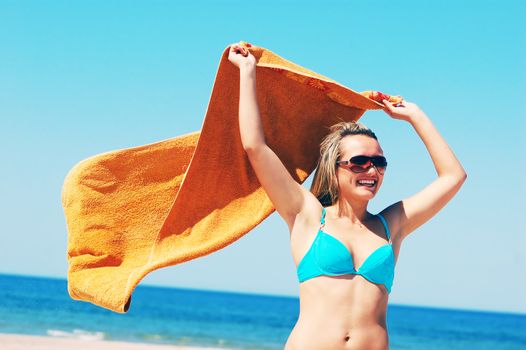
228, 42, 467, 350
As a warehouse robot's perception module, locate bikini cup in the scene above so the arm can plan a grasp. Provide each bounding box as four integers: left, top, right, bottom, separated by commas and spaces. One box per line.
296, 207, 395, 293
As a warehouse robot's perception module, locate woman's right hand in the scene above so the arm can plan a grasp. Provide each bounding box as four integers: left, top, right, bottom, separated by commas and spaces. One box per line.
228, 42, 256, 70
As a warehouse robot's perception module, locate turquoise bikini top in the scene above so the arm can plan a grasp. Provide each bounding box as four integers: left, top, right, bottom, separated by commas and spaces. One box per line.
296, 207, 395, 294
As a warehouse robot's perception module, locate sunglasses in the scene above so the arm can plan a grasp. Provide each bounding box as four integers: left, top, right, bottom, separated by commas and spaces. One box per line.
336, 155, 388, 174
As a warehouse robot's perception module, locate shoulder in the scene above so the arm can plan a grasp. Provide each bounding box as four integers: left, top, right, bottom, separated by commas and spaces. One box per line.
377, 200, 404, 243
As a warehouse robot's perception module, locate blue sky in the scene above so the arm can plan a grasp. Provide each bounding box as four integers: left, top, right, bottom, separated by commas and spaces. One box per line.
1, 1, 524, 314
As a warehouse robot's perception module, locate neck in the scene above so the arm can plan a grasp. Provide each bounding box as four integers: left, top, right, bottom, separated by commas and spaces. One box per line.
332, 197, 371, 224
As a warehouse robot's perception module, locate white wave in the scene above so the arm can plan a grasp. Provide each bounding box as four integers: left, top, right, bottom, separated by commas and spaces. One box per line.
47, 328, 105, 341
141, 334, 164, 341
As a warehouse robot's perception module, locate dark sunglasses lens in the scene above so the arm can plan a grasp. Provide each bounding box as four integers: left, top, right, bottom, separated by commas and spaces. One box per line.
373, 156, 387, 168
348, 156, 387, 174
350, 156, 387, 166
350, 156, 370, 165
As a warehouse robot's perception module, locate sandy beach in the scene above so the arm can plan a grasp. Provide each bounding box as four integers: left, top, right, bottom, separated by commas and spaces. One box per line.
0, 334, 225, 350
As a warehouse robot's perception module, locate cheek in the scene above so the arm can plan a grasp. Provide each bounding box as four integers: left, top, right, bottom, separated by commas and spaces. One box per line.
338, 175, 360, 190
338, 172, 354, 184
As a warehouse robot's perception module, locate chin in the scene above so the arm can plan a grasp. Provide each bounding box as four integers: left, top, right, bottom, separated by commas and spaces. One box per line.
358, 188, 379, 198
347, 192, 376, 202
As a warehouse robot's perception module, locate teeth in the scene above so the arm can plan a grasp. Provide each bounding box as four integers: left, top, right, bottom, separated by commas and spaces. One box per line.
358, 180, 375, 184
357, 179, 376, 187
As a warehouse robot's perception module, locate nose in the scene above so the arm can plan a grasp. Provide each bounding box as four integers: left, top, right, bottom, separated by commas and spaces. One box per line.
366, 163, 383, 176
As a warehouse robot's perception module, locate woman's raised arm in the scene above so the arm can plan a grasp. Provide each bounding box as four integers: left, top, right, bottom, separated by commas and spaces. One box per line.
228, 43, 310, 231
381, 100, 468, 240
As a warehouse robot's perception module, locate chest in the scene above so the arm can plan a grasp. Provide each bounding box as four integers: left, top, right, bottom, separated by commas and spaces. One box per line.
290, 215, 399, 269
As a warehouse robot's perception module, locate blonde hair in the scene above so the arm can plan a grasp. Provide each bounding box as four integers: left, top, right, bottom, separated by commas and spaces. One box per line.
310, 121, 379, 206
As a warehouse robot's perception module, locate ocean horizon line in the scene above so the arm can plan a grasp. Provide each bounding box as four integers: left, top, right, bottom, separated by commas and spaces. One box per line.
1, 271, 524, 317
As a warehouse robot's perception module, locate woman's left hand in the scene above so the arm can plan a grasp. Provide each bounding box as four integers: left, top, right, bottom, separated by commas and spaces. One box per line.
382, 99, 424, 123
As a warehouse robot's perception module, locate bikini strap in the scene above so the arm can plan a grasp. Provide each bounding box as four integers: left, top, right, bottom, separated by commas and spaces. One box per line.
377, 213, 391, 243
320, 207, 326, 228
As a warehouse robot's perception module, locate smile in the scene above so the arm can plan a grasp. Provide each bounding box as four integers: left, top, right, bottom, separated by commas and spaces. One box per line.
356, 179, 377, 187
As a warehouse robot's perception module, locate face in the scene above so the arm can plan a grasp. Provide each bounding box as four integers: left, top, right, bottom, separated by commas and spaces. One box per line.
336, 135, 385, 201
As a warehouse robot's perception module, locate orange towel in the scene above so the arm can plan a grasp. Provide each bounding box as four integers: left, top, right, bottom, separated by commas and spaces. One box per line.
61, 42, 402, 313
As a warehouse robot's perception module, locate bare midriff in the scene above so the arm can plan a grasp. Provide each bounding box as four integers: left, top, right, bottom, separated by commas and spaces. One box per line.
284, 275, 390, 350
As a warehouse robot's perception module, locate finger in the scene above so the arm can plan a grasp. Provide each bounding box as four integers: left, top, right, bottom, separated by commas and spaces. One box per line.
382, 99, 395, 115
382, 99, 394, 110
230, 49, 243, 57
229, 43, 249, 57
233, 45, 247, 54
239, 46, 248, 55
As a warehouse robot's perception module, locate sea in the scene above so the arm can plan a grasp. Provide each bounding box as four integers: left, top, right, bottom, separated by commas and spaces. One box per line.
0, 273, 524, 350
